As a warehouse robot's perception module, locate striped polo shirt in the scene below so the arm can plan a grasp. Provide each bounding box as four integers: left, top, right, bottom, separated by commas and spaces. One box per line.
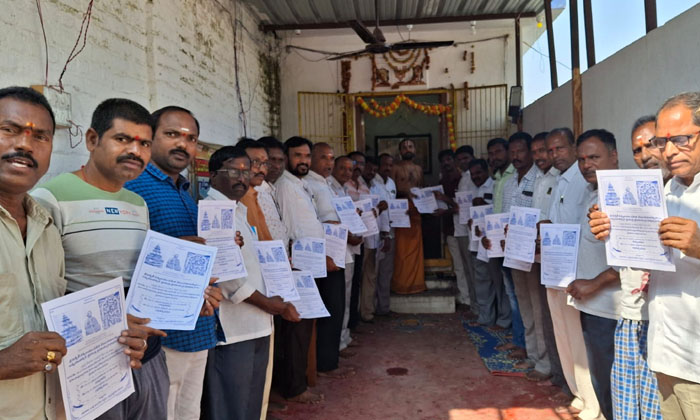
32, 173, 149, 292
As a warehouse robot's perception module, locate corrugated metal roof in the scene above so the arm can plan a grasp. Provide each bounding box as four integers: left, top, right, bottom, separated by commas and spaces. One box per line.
248, 0, 546, 29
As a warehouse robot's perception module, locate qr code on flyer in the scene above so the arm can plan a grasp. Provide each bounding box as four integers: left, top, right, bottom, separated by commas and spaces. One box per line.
636, 180, 661, 207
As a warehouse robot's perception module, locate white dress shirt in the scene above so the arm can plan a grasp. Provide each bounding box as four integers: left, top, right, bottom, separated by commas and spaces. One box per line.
255, 180, 289, 245
274, 170, 324, 240
570, 185, 621, 320
647, 173, 700, 383
306, 170, 340, 223
454, 170, 477, 237
327, 175, 347, 198
548, 163, 588, 224
532, 166, 560, 222
205, 188, 272, 345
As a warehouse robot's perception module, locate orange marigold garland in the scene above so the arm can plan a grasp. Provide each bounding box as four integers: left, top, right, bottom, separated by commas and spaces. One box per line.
357, 95, 457, 150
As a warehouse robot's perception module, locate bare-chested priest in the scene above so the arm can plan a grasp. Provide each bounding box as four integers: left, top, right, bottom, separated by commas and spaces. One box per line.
391, 138, 427, 294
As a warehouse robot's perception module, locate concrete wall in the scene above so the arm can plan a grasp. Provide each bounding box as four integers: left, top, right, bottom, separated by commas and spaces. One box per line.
523, 3, 700, 169
279, 20, 525, 140
0, 0, 275, 180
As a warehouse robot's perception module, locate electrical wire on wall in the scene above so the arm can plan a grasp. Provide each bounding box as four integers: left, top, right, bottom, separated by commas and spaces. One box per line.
33, 0, 93, 148
35, 0, 49, 86
58, 0, 94, 91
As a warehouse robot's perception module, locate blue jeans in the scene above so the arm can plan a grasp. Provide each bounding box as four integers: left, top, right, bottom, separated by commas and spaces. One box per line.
502, 267, 525, 348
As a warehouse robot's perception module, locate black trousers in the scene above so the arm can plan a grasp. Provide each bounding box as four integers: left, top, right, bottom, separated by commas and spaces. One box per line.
315, 269, 345, 372
272, 316, 314, 398
201, 336, 270, 420
580, 311, 617, 420
348, 247, 363, 329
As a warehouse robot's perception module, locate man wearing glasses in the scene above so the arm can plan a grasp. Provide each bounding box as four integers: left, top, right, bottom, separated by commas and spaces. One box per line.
643, 96, 700, 420
201, 145, 300, 419
589, 93, 700, 419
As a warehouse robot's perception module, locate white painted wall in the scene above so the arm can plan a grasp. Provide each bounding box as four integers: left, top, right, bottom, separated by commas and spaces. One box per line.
523, 3, 700, 170
279, 20, 529, 141
0, 0, 274, 180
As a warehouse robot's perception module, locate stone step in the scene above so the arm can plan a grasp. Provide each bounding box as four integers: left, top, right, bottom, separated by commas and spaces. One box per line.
425, 278, 455, 290
390, 289, 456, 314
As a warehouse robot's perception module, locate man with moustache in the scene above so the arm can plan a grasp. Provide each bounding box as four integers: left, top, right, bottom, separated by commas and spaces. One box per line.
588, 93, 700, 419
587, 116, 666, 420
273, 136, 325, 404
496, 134, 550, 373
565, 130, 622, 420
374, 153, 397, 316
542, 128, 600, 420
527, 132, 568, 390
0, 87, 68, 420
305, 142, 353, 378
328, 156, 362, 354
33, 99, 197, 419
125, 106, 223, 420
201, 145, 300, 420
392, 138, 426, 294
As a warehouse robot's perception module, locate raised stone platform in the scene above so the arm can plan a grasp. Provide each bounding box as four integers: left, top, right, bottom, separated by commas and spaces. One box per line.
390, 273, 457, 314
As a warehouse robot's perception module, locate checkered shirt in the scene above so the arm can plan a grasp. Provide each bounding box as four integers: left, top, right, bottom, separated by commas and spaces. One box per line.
125, 162, 224, 352
503, 164, 541, 213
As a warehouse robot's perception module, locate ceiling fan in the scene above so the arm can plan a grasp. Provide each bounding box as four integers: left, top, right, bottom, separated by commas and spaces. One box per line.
328, 0, 454, 61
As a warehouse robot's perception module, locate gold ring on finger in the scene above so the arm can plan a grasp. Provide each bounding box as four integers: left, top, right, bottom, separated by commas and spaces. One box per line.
140, 339, 147, 350
46, 351, 56, 362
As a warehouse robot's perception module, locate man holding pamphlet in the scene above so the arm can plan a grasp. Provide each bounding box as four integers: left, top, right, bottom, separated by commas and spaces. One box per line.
200, 145, 300, 419
0, 87, 69, 420
33, 99, 200, 419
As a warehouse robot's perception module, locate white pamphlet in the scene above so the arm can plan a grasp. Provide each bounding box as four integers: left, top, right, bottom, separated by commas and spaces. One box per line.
126, 230, 217, 330
455, 191, 474, 225
292, 237, 327, 278
540, 224, 581, 288
423, 185, 449, 210
469, 204, 493, 242
254, 240, 301, 301
323, 223, 348, 269
360, 194, 380, 208
596, 169, 674, 272
388, 199, 411, 228
356, 199, 380, 237
410, 187, 439, 214
503, 206, 541, 263
290, 271, 331, 319
198, 200, 247, 282
42, 277, 133, 420
484, 213, 510, 258
332, 196, 368, 235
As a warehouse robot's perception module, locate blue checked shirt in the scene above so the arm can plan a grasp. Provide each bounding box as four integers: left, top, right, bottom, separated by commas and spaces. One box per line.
125, 163, 224, 352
